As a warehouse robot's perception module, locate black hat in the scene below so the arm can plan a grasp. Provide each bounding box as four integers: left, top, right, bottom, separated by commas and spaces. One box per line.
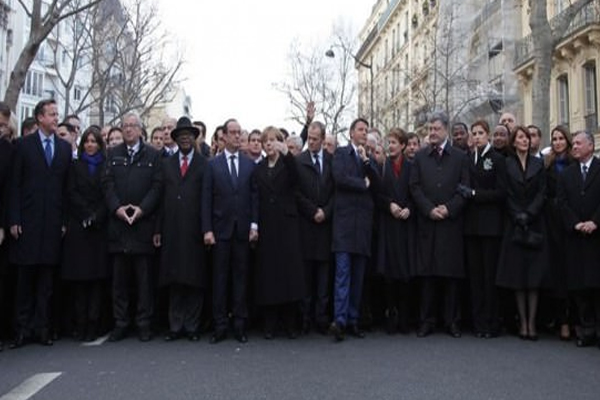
171, 116, 200, 140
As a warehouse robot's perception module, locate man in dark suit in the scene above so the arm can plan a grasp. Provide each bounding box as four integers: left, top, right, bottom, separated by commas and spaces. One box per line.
296, 121, 334, 334
409, 112, 469, 338
557, 131, 600, 348
8, 99, 72, 348
154, 117, 207, 342
202, 118, 258, 344
193, 120, 211, 158
329, 117, 380, 341
103, 112, 163, 342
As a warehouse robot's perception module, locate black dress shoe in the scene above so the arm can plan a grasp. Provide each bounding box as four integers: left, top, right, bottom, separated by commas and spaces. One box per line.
210, 331, 227, 344
235, 332, 248, 343
416, 324, 433, 338
287, 330, 298, 339
187, 332, 200, 341
138, 327, 152, 342
9, 333, 27, 349
39, 330, 53, 346
348, 325, 366, 339
164, 331, 181, 342
109, 327, 127, 342
448, 324, 461, 338
576, 336, 595, 347
264, 331, 274, 340
329, 322, 345, 342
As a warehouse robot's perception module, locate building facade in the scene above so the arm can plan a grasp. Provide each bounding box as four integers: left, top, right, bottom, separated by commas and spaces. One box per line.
514, 0, 600, 140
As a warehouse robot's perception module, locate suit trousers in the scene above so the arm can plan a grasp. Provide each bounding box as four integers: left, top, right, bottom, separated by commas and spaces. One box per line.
420, 277, 461, 327
169, 284, 203, 334
466, 236, 500, 334
212, 238, 249, 333
573, 289, 600, 339
112, 254, 154, 329
301, 260, 331, 328
73, 280, 103, 329
16, 265, 54, 336
333, 252, 366, 327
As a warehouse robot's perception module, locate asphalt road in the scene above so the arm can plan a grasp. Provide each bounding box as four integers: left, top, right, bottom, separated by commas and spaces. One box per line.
1, 331, 599, 400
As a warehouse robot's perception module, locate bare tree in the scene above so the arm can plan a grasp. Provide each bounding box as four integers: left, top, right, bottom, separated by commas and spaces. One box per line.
2, 0, 104, 110
529, 0, 594, 138
276, 23, 357, 139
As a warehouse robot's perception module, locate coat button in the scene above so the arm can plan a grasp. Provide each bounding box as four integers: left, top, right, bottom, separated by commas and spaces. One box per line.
437, 183, 441, 188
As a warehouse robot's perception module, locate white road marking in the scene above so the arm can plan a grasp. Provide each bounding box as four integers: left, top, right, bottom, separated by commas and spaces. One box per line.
0, 372, 62, 400
81, 334, 109, 347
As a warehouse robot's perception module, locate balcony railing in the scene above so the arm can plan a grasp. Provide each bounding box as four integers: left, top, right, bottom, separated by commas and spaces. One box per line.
514, 1, 600, 68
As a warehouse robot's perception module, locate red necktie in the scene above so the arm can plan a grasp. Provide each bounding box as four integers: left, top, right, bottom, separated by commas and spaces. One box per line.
181, 155, 188, 177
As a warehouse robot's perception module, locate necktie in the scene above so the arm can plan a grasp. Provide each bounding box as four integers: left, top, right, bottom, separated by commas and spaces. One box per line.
181, 155, 188, 177
314, 153, 321, 175
229, 154, 238, 187
43, 138, 52, 166
128, 148, 135, 163
582, 165, 588, 182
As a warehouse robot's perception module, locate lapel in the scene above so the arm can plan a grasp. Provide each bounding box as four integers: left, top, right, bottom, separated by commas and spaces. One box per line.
524, 156, 542, 182
584, 157, 600, 189
218, 152, 237, 190
322, 151, 332, 179
33, 131, 52, 169
346, 145, 361, 175
299, 150, 320, 176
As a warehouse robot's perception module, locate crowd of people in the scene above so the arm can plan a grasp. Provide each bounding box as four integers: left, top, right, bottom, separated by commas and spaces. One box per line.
0, 98, 599, 352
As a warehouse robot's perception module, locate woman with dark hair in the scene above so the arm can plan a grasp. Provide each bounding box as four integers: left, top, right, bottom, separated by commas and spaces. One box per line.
375, 128, 413, 334
253, 126, 305, 339
544, 125, 574, 340
461, 120, 506, 338
61, 126, 109, 341
107, 127, 124, 148
496, 126, 549, 340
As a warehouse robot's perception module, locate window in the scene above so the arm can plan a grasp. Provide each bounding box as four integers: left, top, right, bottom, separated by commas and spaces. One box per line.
584, 63, 597, 133
557, 74, 570, 125
22, 70, 44, 97
74, 86, 82, 101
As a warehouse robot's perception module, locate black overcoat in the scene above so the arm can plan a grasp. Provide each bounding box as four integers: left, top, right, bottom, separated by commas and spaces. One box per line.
0, 139, 14, 274
253, 153, 305, 305
375, 156, 414, 280
557, 157, 600, 290
62, 158, 108, 280
295, 149, 334, 262
463, 146, 506, 237
331, 145, 380, 257
102, 142, 162, 255
157, 151, 207, 288
8, 133, 72, 265
496, 155, 549, 289
409, 144, 469, 278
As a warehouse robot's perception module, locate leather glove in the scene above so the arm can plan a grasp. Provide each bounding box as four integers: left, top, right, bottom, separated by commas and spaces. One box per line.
456, 184, 475, 199
515, 212, 530, 228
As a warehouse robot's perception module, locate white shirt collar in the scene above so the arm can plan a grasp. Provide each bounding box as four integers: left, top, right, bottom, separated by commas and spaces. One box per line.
581, 156, 594, 170
179, 149, 194, 163
224, 148, 239, 159
38, 130, 54, 143
127, 140, 141, 153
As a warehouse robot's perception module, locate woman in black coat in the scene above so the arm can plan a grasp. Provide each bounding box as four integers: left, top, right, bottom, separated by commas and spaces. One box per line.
461, 120, 506, 338
543, 125, 573, 340
496, 126, 549, 340
61, 126, 108, 341
253, 127, 305, 339
376, 128, 413, 334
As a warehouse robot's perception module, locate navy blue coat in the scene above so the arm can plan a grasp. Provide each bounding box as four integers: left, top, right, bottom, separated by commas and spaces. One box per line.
9, 132, 72, 265
331, 145, 380, 257
202, 152, 258, 240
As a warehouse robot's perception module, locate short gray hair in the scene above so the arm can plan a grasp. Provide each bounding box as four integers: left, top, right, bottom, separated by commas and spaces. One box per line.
287, 134, 303, 148
573, 130, 595, 147
309, 121, 326, 138
428, 112, 449, 129
123, 112, 142, 127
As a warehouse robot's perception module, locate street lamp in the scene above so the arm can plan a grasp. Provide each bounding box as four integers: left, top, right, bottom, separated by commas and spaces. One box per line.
325, 47, 374, 128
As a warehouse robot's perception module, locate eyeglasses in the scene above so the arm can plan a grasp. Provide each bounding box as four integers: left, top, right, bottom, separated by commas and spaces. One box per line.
122, 123, 140, 129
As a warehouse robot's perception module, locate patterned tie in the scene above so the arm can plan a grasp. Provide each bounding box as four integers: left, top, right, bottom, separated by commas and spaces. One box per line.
128, 147, 135, 164
229, 154, 238, 188
181, 155, 188, 177
44, 138, 52, 166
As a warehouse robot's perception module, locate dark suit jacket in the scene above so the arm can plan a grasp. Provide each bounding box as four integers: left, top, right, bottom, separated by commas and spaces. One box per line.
202, 151, 258, 241
557, 157, 600, 289
296, 149, 334, 261
9, 132, 72, 265
102, 142, 163, 254
331, 144, 380, 256
409, 142, 469, 278
464, 147, 506, 237
157, 151, 207, 288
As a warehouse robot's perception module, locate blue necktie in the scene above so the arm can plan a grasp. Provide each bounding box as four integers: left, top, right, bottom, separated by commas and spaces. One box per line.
44, 138, 52, 166
230, 155, 238, 188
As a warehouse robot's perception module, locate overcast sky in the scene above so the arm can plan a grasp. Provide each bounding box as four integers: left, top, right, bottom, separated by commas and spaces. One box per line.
155, 0, 373, 135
